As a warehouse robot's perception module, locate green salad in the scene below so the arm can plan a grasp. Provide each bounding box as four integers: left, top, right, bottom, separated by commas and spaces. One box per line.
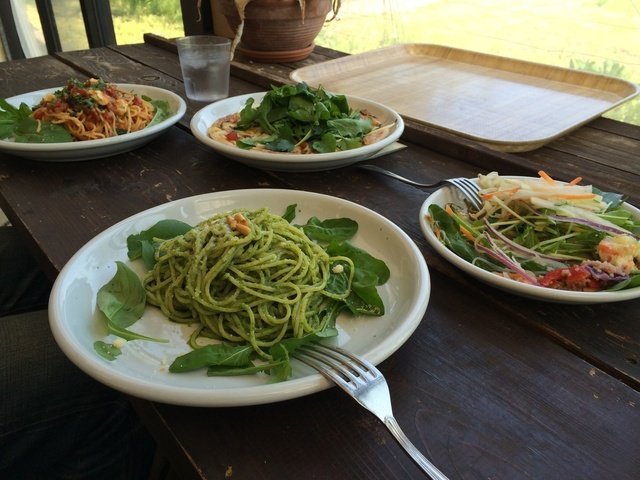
427, 171, 640, 292
209, 82, 393, 154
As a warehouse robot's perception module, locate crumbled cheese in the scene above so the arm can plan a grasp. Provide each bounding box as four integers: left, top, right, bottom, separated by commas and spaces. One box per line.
113, 337, 126, 349
332, 264, 344, 274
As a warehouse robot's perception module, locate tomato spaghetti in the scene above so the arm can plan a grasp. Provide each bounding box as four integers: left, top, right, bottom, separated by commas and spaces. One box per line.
31, 78, 156, 141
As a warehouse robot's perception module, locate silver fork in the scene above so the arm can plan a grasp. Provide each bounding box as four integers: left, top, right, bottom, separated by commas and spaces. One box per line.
359, 164, 483, 211
293, 343, 450, 480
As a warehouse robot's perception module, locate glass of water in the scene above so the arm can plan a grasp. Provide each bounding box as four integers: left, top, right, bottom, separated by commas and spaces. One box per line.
176, 35, 231, 102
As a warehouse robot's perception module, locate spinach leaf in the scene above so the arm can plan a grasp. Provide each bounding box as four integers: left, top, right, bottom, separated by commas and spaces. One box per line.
327, 241, 390, 286
301, 217, 358, 243
233, 82, 373, 154
13, 117, 73, 143
596, 187, 628, 211
265, 344, 293, 381
207, 361, 286, 377
265, 138, 295, 152
0, 99, 72, 143
327, 117, 372, 138
428, 204, 478, 262
238, 97, 259, 127
127, 219, 192, 269
606, 273, 640, 291
169, 343, 255, 372
96, 261, 166, 342
326, 241, 390, 316
0, 99, 23, 139
170, 318, 340, 379
312, 132, 337, 153
93, 340, 123, 361
282, 204, 297, 223
147, 98, 173, 126
267, 325, 340, 380
324, 261, 351, 296
344, 285, 385, 316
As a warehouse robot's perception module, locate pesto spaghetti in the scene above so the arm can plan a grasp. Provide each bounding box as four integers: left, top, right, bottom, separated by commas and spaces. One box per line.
143, 208, 354, 360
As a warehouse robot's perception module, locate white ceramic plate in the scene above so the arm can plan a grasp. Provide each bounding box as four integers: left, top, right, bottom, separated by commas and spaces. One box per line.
190, 91, 404, 172
419, 176, 640, 304
0, 84, 186, 161
49, 189, 430, 407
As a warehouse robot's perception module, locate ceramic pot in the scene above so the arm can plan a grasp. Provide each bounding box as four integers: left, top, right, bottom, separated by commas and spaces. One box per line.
218, 0, 333, 62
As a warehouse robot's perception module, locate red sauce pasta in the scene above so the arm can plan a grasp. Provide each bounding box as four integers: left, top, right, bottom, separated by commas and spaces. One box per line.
31, 78, 155, 141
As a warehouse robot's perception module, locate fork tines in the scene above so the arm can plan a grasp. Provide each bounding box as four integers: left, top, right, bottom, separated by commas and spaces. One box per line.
446, 177, 483, 211
294, 343, 379, 391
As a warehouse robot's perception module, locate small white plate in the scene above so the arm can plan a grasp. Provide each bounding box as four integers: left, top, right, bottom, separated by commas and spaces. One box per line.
419, 177, 640, 304
0, 84, 186, 161
49, 189, 430, 407
190, 91, 404, 172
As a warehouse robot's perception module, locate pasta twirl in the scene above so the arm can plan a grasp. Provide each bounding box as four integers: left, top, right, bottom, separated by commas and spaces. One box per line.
31, 78, 155, 141
143, 208, 354, 359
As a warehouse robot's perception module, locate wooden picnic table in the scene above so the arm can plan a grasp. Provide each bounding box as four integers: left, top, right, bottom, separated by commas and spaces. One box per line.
1, 35, 639, 479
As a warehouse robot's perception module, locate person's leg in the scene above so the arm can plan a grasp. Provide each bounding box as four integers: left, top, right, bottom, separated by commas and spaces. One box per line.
0, 227, 52, 317
0, 310, 155, 479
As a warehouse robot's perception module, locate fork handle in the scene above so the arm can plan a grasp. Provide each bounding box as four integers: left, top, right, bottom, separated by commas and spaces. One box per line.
384, 416, 450, 480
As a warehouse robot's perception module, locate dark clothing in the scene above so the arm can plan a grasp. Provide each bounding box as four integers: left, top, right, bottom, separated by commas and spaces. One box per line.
0, 226, 52, 317
0, 227, 155, 479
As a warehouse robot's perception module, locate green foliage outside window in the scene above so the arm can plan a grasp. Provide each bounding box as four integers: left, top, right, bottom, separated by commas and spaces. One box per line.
19, 0, 640, 125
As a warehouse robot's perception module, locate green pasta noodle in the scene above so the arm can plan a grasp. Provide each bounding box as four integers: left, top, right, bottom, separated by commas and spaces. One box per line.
143, 208, 354, 359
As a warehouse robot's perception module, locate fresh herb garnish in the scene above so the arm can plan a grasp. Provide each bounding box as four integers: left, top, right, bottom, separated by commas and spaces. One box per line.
0, 98, 73, 143
126, 219, 192, 269
96, 261, 167, 345
234, 82, 374, 153
147, 98, 173, 127
93, 340, 123, 361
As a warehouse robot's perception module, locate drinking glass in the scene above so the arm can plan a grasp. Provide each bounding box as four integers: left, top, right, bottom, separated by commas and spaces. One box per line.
176, 35, 231, 102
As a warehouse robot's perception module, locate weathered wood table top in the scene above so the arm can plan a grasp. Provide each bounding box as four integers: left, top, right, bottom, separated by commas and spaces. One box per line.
1, 35, 639, 479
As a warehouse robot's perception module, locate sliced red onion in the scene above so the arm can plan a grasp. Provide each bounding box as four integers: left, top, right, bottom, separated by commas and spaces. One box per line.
547, 214, 638, 239
583, 264, 629, 283
483, 219, 569, 267
475, 233, 539, 285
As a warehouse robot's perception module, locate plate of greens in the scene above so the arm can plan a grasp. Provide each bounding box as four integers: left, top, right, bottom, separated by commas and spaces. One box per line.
49, 189, 430, 406
190, 84, 404, 172
420, 172, 640, 303
0, 83, 186, 161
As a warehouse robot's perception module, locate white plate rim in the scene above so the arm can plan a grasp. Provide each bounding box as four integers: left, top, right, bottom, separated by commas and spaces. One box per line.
419, 175, 640, 304
0, 84, 187, 158
49, 189, 430, 406
189, 91, 404, 171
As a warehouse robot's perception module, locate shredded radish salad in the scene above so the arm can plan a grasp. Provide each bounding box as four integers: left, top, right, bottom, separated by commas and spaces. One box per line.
426, 171, 640, 292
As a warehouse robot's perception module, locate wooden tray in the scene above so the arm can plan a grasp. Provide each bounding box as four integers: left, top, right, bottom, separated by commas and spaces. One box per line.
291, 44, 639, 152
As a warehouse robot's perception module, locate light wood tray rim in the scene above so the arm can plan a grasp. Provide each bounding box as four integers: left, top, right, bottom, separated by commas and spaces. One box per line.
291, 44, 640, 152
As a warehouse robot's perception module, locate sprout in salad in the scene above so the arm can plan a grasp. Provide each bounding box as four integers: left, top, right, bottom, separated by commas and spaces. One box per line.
428, 170, 640, 292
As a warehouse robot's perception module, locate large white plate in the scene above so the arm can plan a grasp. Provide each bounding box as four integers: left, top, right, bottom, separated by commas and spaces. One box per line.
419, 176, 640, 304
190, 91, 404, 172
49, 189, 430, 407
0, 84, 186, 161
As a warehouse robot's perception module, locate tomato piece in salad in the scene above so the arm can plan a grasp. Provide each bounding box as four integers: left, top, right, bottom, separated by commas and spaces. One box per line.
539, 265, 606, 292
